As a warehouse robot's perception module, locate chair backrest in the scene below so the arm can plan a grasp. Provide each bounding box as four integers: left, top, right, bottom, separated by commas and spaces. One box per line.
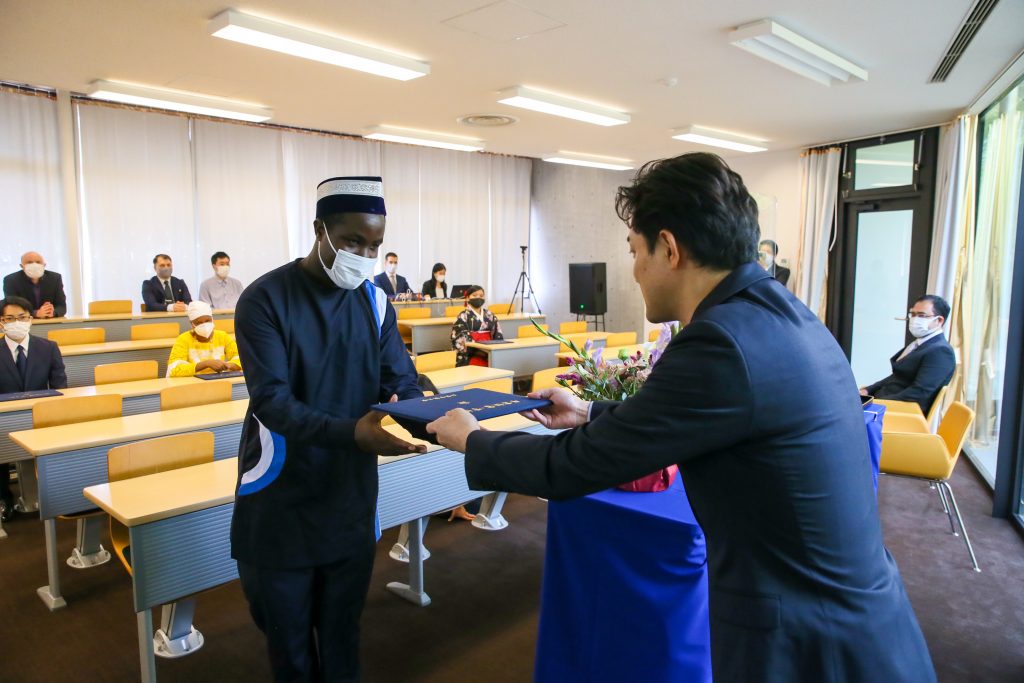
531, 367, 564, 393
489, 303, 514, 315
88, 299, 132, 315
925, 385, 949, 426
47, 327, 105, 346
648, 329, 660, 342
107, 431, 215, 483
559, 321, 587, 334
607, 331, 638, 347
139, 303, 147, 313
130, 322, 180, 341
445, 305, 466, 317
397, 307, 431, 320
213, 318, 235, 334
94, 360, 159, 385
518, 324, 548, 338
415, 351, 457, 373
937, 401, 975, 460
465, 378, 513, 393
33, 394, 123, 428
160, 381, 233, 411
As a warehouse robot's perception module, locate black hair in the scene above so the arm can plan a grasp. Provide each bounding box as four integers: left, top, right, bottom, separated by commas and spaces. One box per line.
153, 253, 171, 265
466, 285, 485, 297
916, 294, 950, 320
759, 239, 779, 255
211, 251, 229, 265
615, 153, 760, 270
431, 263, 446, 277
1, 296, 34, 315
385, 252, 398, 261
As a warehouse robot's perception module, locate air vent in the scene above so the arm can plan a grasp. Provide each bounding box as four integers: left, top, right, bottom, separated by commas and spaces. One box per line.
458, 114, 517, 127
930, 0, 1000, 83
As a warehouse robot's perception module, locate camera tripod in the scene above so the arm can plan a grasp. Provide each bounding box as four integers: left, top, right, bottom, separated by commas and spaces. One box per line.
508, 245, 541, 314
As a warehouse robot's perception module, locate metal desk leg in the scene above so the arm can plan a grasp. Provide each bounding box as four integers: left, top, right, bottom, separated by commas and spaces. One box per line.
36, 518, 67, 610
66, 515, 111, 569
138, 609, 157, 683
472, 492, 510, 531
154, 598, 204, 658
388, 518, 431, 563
385, 516, 432, 606
14, 461, 39, 513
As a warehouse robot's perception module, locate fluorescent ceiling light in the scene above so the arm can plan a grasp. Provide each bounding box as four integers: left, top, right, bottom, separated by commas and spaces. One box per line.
364, 126, 484, 152
86, 80, 272, 122
209, 10, 430, 81
729, 19, 867, 86
671, 125, 767, 153
497, 86, 629, 126
542, 152, 634, 171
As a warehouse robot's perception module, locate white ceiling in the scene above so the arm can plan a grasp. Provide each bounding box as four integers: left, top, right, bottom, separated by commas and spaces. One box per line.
2, 0, 1023, 162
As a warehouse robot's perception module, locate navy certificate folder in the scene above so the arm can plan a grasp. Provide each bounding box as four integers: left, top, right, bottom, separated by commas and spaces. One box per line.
195, 371, 244, 380
371, 389, 550, 423
0, 389, 63, 402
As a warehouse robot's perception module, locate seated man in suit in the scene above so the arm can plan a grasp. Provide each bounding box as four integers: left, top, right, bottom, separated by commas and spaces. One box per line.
142, 253, 192, 312
0, 296, 68, 520
3, 251, 68, 318
861, 294, 955, 414
758, 239, 790, 287
428, 153, 936, 682
372, 252, 411, 299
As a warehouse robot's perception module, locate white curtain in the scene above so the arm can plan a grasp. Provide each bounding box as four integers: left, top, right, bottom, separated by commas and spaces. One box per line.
795, 147, 842, 317
76, 102, 195, 307
927, 117, 977, 304
380, 143, 424, 281
489, 154, 533, 304
0, 90, 68, 295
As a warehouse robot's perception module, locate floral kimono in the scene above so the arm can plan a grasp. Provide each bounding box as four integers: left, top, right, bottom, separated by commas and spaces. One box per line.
450, 307, 504, 366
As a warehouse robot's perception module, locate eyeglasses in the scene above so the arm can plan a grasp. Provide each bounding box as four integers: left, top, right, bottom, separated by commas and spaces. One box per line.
0, 314, 32, 323
907, 311, 936, 319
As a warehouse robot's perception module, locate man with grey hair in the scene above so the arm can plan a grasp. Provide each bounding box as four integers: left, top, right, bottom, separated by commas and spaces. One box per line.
3, 252, 67, 318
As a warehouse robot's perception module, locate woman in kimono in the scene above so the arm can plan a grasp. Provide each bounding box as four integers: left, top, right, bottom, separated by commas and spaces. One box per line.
450, 285, 504, 367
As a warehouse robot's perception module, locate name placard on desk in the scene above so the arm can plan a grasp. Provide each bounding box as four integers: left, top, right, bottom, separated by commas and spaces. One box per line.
372, 389, 549, 423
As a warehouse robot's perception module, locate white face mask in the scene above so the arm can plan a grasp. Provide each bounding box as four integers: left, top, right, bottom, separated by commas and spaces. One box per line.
908, 316, 938, 339
193, 322, 215, 339
215, 265, 230, 279
3, 320, 31, 342
24, 263, 45, 279
435, 274, 445, 284
759, 253, 774, 268
318, 229, 376, 290
385, 263, 398, 275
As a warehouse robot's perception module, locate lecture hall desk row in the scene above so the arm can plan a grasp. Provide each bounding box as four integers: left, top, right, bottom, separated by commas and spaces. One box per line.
32, 309, 234, 342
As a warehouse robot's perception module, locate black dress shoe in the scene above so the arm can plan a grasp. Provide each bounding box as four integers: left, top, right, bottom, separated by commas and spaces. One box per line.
0, 499, 15, 523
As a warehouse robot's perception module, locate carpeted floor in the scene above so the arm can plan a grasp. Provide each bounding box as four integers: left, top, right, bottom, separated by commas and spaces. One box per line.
1, 460, 1022, 682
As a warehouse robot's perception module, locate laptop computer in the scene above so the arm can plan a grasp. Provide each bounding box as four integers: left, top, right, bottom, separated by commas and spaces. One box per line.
450, 284, 473, 299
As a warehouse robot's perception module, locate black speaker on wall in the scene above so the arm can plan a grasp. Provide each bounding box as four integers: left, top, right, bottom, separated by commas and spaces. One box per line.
569, 263, 607, 315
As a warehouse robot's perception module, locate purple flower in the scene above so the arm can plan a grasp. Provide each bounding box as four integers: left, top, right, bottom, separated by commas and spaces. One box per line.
592, 347, 604, 366
584, 339, 593, 354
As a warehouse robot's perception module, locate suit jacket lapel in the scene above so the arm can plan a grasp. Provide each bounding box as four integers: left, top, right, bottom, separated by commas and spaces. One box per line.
0, 345, 21, 390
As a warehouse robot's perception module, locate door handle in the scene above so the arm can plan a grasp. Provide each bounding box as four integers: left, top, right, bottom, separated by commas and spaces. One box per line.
894, 316, 907, 321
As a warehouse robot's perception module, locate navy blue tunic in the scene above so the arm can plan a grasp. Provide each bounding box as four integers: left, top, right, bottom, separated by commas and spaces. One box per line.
231, 260, 421, 568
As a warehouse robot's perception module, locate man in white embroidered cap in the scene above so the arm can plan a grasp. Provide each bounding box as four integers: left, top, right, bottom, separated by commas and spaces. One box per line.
231, 176, 427, 681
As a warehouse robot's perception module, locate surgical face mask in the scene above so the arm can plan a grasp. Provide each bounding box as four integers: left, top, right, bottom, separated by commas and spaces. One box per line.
318, 230, 376, 290
759, 253, 774, 268
435, 274, 445, 283
193, 322, 215, 339
215, 265, 230, 279
385, 263, 398, 275
2, 320, 31, 342
908, 316, 937, 339
469, 297, 485, 309
157, 266, 173, 279
24, 263, 45, 279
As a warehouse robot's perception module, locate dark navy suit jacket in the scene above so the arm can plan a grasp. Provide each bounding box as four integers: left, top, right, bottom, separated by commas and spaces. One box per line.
0, 335, 67, 394
465, 263, 935, 683
3, 270, 67, 318
141, 276, 192, 311
372, 272, 411, 298
865, 334, 955, 413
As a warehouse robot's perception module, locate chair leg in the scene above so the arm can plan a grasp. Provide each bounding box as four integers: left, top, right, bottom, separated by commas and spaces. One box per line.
939, 481, 980, 572
934, 482, 957, 535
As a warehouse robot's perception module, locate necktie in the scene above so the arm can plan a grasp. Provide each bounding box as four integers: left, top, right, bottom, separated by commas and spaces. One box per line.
390, 275, 397, 293
163, 280, 174, 304
15, 345, 27, 389
897, 341, 918, 362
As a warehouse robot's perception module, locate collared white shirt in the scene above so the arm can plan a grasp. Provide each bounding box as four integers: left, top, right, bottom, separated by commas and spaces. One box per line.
5, 332, 30, 363
897, 327, 943, 362
199, 276, 244, 310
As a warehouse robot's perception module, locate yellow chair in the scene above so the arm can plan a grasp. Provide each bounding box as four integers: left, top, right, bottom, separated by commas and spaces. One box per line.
415, 351, 457, 373
531, 367, 565, 392
607, 331, 638, 347
131, 322, 180, 341
489, 303, 514, 315
445, 305, 467, 317
139, 303, 147, 313
397, 307, 431, 320
518, 324, 548, 338
879, 401, 979, 571
559, 321, 587, 334
94, 360, 159, 385
648, 329, 661, 342
213, 318, 235, 334
875, 386, 949, 432
47, 327, 105, 346
88, 299, 132, 315
465, 378, 513, 393
160, 381, 233, 411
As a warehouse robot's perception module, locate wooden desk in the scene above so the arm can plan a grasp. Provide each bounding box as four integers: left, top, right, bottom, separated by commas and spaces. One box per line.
400, 313, 545, 354
392, 298, 457, 317
555, 343, 650, 365
32, 310, 234, 342
83, 413, 551, 682
422, 365, 514, 392
466, 337, 561, 379
60, 339, 175, 387
9, 399, 248, 611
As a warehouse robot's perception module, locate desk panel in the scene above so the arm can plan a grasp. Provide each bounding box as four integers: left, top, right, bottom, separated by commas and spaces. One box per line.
62, 346, 172, 387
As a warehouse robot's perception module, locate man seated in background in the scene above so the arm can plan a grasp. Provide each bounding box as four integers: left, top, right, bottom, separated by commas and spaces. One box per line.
3, 252, 68, 318
166, 301, 241, 377
200, 251, 244, 310
372, 251, 412, 299
758, 239, 790, 286
861, 294, 956, 414
0, 296, 67, 520
142, 253, 192, 312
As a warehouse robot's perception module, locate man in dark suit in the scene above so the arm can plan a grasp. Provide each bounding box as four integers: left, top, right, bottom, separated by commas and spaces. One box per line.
862, 295, 955, 414
142, 253, 192, 312
3, 251, 68, 318
758, 239, 790, 286
428, 153, 936, 683
0, 296, 68, 520
372, 252, 412, 299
